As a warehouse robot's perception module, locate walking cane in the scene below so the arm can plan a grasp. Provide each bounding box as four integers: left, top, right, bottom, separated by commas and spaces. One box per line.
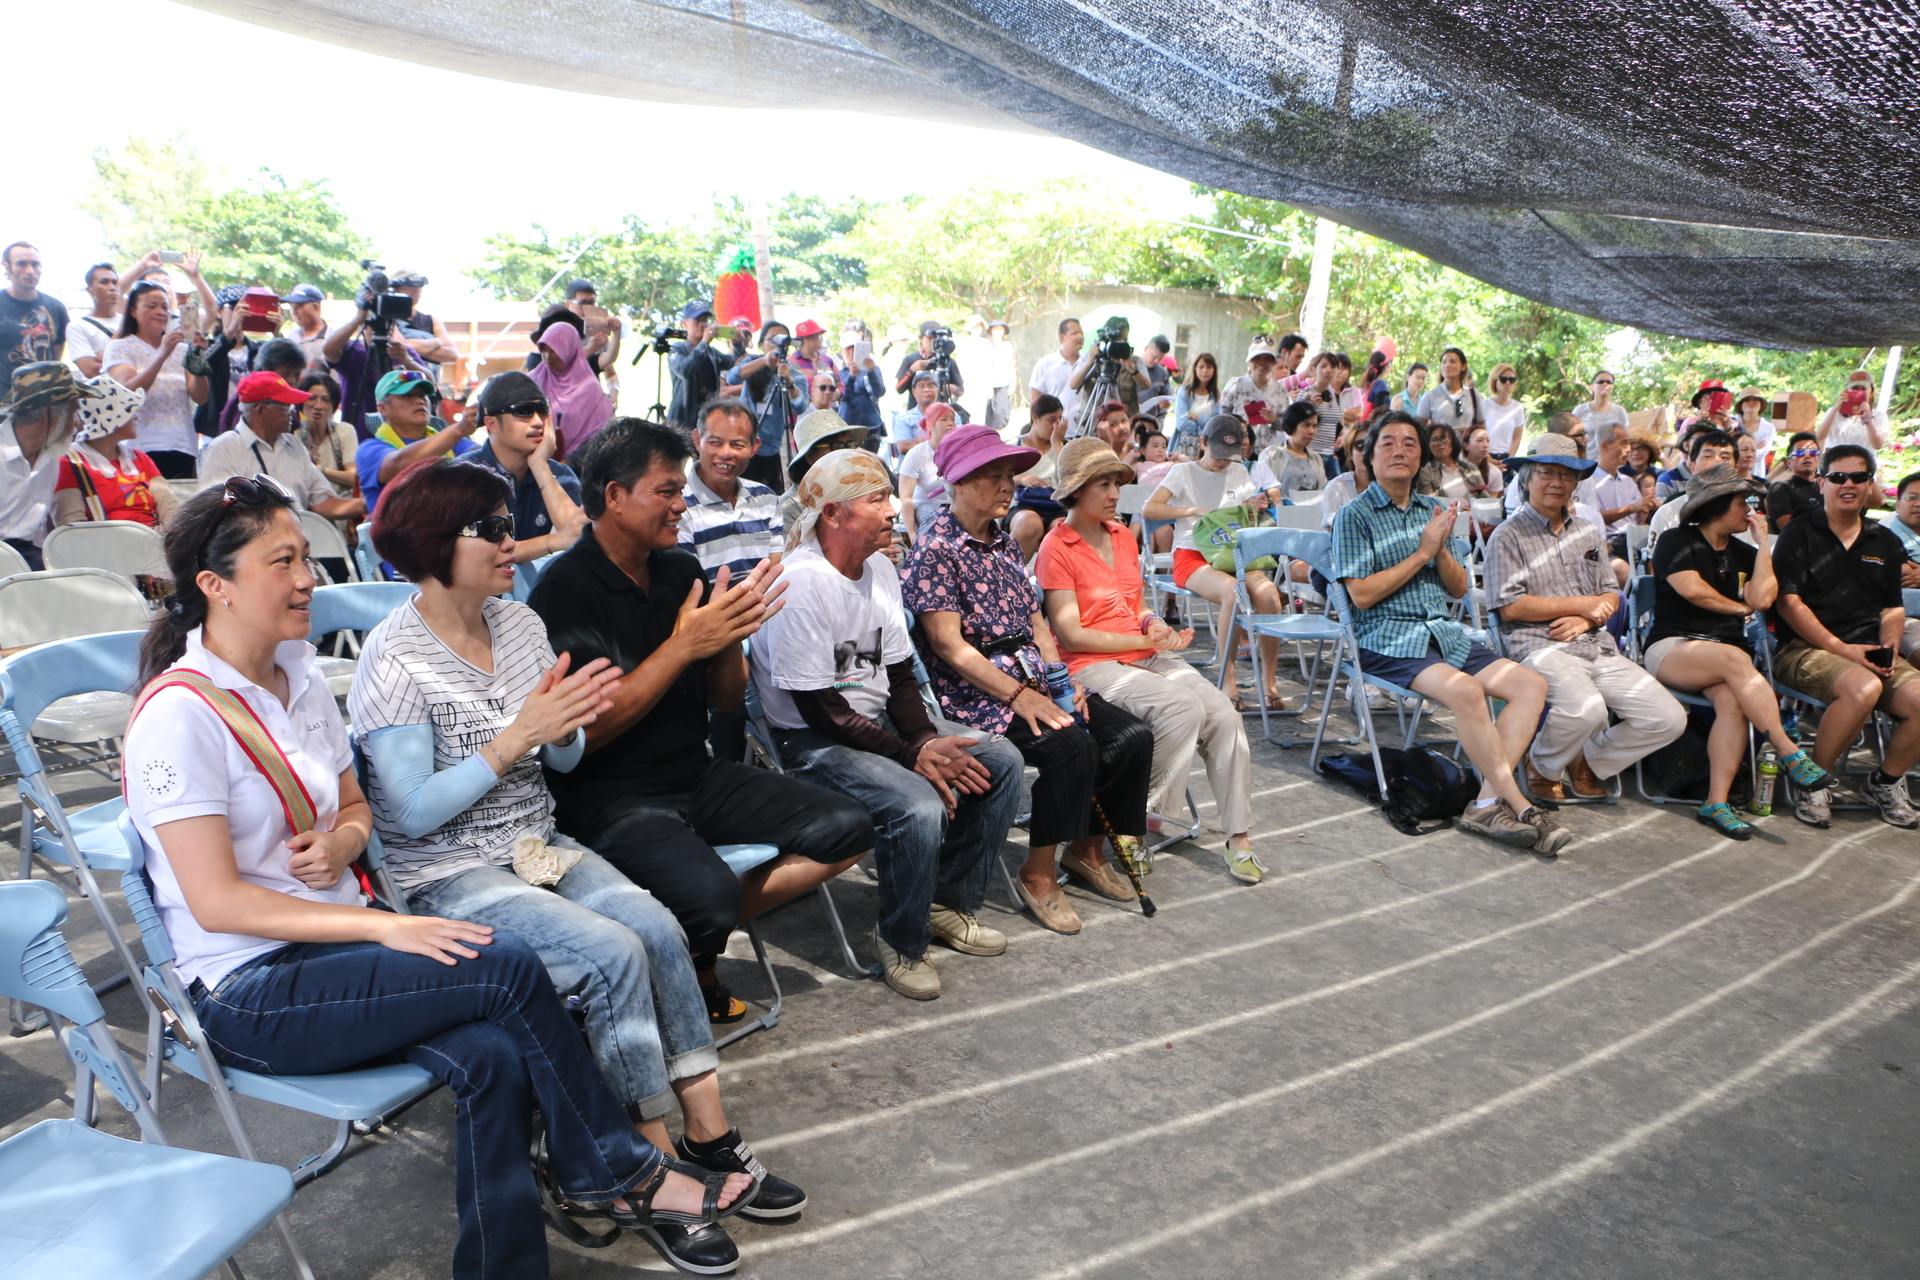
1091, 797, 1156, 917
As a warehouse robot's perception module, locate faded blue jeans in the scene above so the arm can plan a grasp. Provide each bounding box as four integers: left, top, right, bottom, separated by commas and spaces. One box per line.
406, 840, 718, 1121
774, 714, 1023, 960
191, 930, 660, 1280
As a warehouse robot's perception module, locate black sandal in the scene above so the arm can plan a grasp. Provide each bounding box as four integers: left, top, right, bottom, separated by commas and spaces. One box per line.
580, 1156, 760, 1276
702, 980, 747, 1025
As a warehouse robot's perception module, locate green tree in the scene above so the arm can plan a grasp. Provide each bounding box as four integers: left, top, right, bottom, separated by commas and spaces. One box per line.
470, 218, 709, 321
82, 137, 370, 296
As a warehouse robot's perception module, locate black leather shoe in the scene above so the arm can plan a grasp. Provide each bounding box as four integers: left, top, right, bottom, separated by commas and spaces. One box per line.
637, 1221, 739, 1276
678, 1129, 807, 1219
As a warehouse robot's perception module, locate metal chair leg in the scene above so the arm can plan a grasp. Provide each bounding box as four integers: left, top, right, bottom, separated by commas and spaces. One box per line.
813, 879, 866, 977
713, 919, 783, 1050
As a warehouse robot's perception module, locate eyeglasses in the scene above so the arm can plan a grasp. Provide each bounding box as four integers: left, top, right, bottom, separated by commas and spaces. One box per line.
458, 514, 515, 543
1594, 379, 1614, 386
498, 400, 549, 419
1822, 471, 1875, 486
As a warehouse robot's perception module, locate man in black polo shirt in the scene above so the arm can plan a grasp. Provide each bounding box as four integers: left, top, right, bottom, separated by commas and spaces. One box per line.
1766, 431, 1823, 533
469, 371, 587, 571
1770, 443, 1920, 830
528, 417, 872, 1021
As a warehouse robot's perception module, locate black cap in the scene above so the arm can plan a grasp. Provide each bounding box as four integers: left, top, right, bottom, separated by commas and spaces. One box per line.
477, 370, 546, 418
1203, 413, 1246, 460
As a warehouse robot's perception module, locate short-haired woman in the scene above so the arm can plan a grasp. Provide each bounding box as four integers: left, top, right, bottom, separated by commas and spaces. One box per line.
51, 375, 178, 527
123, 478, 754, 1280
1039, 438, 1263, 884
1645, 464, 1835, 838
902, 426, 1155, 933
1252, 400, 1325, 505
350, 458, 806, 1267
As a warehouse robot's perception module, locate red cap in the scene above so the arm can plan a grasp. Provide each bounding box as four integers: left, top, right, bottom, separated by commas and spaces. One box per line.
793, 318, 826, 338
238, 372, 311, 405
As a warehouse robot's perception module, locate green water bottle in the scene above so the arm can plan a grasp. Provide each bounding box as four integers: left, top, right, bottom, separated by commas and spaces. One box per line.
1750, 744, 1778, 817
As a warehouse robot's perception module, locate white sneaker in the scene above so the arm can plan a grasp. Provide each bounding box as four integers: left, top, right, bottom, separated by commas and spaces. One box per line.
1794, 785, 1832, 829
1860, 772, 1920, 829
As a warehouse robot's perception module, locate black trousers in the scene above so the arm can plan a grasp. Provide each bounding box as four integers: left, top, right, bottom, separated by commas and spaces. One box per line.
742, 453, 785, 493
1000, 693, 1153, 848
147, 449, 199, 479
555, 757, 873, 963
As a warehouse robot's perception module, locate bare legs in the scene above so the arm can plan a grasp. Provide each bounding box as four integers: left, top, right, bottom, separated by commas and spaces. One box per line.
1410, 658, 1544, 815
1185, 564, 1284, 706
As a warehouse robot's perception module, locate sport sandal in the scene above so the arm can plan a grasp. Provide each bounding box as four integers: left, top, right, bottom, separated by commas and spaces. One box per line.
1778, 749, 1836, 793
1696, 802, 1754, 841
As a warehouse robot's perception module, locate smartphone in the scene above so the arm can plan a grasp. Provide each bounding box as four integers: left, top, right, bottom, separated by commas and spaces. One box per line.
853, 340, 873, 366
1868, 646, 1895, 667
158, 250, 185, 264
177, 296, 200, 336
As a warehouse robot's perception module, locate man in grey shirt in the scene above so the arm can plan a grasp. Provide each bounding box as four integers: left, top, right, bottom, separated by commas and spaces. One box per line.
1485, 432, 1685, 801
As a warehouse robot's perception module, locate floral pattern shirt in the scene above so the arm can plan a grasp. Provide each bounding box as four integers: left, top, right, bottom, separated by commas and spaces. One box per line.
898, 507, 1043, 734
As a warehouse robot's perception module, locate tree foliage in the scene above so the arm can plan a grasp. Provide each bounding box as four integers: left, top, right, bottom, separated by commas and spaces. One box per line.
82, 138, 370, 297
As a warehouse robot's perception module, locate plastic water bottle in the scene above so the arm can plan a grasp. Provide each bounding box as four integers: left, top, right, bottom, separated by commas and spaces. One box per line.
1751, 744, 1778, 817
1043, 662, 1085, 727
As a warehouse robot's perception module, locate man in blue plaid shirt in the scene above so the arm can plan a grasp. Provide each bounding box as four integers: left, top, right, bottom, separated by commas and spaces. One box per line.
1331, 412, 1570, 855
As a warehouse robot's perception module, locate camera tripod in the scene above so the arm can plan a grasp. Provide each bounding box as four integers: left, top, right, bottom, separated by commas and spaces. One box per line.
1068, 357, 1124, 440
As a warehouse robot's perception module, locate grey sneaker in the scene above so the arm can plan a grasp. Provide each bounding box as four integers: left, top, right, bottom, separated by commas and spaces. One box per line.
928, 905, 1008, 956
1860, 772, 1920, 829
1794, 785, 1833, 829
869, 928, 941, 1000
1456, 799, 1539, 848
1520, 805, 1573, 856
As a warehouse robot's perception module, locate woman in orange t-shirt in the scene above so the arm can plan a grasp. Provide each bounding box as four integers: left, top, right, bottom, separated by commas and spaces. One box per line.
52, 375, 179, 528
1034, 438, 1262, 884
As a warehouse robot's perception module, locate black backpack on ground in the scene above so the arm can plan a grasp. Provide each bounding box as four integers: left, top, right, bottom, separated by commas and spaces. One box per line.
1317, 745, 1482, 835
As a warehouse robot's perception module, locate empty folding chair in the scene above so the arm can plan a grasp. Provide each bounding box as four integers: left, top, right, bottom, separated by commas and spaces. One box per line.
0, 537, 30, 580
42, 520, 168, 582
295, 508, 357, 584
0, 878, 302, 1280
1220, 527, 1349, 746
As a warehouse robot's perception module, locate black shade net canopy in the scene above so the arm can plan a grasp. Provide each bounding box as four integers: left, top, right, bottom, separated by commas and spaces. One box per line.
183, 0, 1919, 350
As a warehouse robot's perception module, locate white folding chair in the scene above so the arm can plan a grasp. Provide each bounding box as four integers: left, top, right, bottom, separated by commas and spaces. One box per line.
168, 477, 200, 507
0, 538, 29, 580
1287, 489, 1325, 507
41, 520, 168, 580
297, 508, 357, 583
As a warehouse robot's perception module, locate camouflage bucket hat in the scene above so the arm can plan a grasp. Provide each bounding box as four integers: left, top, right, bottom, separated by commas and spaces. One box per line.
0, 362, 101, 417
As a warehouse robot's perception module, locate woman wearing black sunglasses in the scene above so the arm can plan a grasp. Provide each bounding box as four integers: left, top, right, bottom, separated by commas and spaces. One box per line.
125, 473, 754, 1280
348, 458, 806, 1272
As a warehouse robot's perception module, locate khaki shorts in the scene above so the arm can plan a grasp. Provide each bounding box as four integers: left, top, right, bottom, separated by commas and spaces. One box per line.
1774, 639, 1920, 713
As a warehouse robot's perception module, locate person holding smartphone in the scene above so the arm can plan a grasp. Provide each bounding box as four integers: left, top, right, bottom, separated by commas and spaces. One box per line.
1769, 443, 1920, 829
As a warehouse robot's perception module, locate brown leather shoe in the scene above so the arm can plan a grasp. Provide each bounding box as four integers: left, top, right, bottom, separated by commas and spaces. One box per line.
1525, 758, 1566, 803
1567, 751, 1607, 798
1015, 880, 1083, 934
1061, 852, 1136, 901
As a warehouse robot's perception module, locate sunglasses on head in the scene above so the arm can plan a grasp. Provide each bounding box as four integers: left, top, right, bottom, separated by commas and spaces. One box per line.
385, 372, 432, 394
498, 400, 549, 419
458, 514, 515, 543
220, 473, 295, 508
1822, 470, 1874, 486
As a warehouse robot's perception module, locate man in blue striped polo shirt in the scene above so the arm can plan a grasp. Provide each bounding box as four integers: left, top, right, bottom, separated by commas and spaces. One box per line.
680, 397, 784, 761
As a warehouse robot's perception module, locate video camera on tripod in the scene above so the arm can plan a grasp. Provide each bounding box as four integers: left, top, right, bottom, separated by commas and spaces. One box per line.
649, 323, 687, 356
355, 262, 415, 341
1068, 319, 1136, 439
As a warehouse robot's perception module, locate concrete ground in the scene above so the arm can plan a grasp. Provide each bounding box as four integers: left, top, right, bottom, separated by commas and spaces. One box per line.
6, 689, 1920, 1280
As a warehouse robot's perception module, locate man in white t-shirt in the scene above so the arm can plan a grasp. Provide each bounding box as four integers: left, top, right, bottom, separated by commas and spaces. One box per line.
750, 449, 1023, 1002
67, 262, 123, 378
1028, 317, 1084, 425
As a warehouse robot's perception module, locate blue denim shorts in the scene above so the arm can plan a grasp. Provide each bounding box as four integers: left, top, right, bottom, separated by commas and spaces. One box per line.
1357, 640, 1501, 690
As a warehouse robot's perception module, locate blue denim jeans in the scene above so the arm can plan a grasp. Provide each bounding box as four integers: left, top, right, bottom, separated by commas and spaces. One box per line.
192, 930, 659, 1280
406, 842, 718, 1121
774, 714, 1023, 960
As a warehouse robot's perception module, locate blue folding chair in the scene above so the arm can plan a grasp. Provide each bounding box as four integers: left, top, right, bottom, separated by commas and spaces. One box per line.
1219, 527, 1349, 746
1754, 617, 1899, 812
113, 817, 442, 1195
308, 580, 416, 697
1, 633, 152, 1031
351, 520, 386, 583
0, 878, 300, 1280
1624, 575, 1761, 804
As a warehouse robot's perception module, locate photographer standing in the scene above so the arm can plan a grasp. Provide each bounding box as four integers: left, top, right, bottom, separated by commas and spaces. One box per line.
893, 320, 965, 404
667, 300, 734, 432
387, 269, 459, 379
322, 275, 432, 439
1068, 317, 1147, 418
724, 320, 804, 492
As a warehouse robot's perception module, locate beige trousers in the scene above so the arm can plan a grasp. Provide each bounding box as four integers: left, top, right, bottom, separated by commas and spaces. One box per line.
1523, 647, 1688, 780
1073, 650, 1254, 835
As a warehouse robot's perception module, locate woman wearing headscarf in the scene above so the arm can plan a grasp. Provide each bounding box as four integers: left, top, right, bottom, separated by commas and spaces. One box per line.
51, 375, 179, 527
530, 320, 614, 458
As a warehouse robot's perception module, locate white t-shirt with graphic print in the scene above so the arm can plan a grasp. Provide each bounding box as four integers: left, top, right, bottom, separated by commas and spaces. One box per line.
751, 545, 913, 730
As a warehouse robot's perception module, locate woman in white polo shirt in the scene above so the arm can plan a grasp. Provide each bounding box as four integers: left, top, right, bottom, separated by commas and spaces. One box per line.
122, 477, 752, 1280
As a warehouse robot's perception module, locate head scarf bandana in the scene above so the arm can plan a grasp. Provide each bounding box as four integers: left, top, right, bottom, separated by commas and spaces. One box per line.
529, 321, 614, 451
786, 448, 895, 551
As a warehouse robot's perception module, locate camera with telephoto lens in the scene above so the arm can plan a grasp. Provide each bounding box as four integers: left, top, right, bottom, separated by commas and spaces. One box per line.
1095, 320, 1133, 362
926, 326, 956, 359
650, 322, 688, 356
355, 260, 414, 335
770, 333, 793, 357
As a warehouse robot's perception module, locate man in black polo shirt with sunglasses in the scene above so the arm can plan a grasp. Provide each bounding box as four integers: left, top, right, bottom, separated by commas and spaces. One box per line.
1770, 443, 1920, 830
469, 371, 587, 566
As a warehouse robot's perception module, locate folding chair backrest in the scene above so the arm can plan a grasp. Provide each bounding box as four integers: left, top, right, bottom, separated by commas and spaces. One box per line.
307, 581, 414, 640
296, 510, 354, 578
1288, 489, 1325, 507
1269, 504, 1324, 530
353, 520, 384, 582
0, 629, 144, 735
1905, 587, 1920, 618
1630, 574, 1657, 643
0, 538, 29, 580
42, 520, 168, 579
0, 569, 150, 649
0, 878, 97, 1026
1115, 483, 1150, 517
1471, 497, 1506, 529
114, 815, 179, 969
